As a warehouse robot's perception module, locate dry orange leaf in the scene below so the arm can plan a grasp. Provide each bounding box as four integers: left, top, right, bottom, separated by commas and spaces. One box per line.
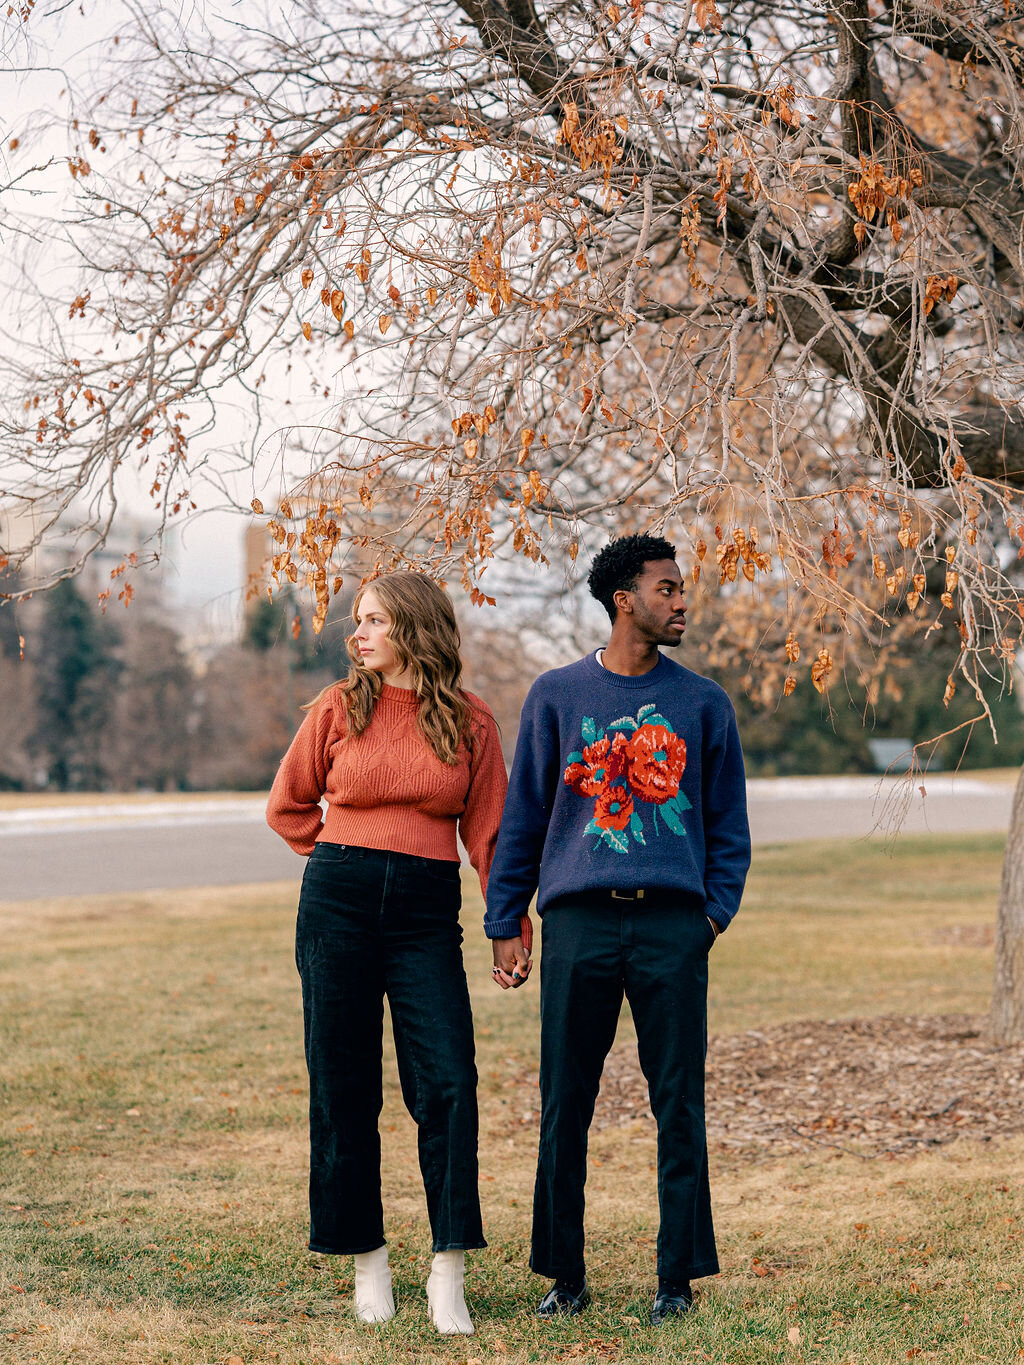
811, 648, 833, 694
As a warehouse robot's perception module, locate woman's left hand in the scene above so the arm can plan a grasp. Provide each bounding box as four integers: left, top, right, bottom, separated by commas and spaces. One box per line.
491, 936, 533, 989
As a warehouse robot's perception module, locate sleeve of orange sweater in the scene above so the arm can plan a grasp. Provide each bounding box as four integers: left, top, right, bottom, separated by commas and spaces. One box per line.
266, 689, 344, 855
459, 700, 509, 901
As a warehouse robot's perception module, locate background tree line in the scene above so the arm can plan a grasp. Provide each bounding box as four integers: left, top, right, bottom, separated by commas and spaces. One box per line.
0, 573, 344, 792
4, 569, 1023, 794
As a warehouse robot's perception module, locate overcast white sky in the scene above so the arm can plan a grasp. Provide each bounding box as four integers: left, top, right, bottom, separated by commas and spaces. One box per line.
0, 2, 334, 617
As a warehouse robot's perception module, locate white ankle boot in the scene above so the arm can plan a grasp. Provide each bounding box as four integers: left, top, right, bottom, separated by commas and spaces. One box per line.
426, 1250, 474, 1335
353, 1245, 394, 1324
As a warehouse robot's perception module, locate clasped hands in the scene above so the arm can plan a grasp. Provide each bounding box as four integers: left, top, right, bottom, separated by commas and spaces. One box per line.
491, 935, 532, 990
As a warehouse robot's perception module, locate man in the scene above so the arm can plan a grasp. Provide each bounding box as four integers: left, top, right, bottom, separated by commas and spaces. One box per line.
485, 533, 750, 1324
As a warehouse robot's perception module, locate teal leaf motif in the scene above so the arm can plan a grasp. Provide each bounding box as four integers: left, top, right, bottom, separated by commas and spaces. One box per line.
668, 790, 692, 813
600, 825, 630, 853
566, 750, 584, 766
581, 715, 597, 745
583, 817, 603, 837
629, 811, 646, 846
607, 716, 639, 732
660, 801, 687, 836
637, 702, 657, 720
641, 713, 673, 730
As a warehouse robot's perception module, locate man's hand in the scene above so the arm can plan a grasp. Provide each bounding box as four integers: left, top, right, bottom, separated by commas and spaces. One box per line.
491, 935, 533, 989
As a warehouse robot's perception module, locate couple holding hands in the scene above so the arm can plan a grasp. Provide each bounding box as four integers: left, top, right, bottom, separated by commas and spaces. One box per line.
266, 533, 751, 1335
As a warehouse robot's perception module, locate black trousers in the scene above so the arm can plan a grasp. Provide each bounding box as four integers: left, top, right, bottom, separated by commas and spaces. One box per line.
295, 841, 485, 1255
530, 896, 718, 1283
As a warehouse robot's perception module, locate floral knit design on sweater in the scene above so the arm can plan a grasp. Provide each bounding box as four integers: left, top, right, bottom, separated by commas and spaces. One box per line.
563, 703, 691, 853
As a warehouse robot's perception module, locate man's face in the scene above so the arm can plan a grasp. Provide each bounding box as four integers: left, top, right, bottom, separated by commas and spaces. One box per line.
617, 558, 687, 646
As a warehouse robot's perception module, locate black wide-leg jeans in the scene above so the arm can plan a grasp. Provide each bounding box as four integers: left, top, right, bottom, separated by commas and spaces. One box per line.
530, 896, 718, 1284
295, 841, 485, 1255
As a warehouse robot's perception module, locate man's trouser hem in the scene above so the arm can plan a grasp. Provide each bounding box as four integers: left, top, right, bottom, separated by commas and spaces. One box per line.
659, 1256, 721, 1281
529, 1255, 586, 1281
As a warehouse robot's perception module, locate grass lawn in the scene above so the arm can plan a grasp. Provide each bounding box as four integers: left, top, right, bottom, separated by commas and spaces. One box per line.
2, 833, 1022, 1364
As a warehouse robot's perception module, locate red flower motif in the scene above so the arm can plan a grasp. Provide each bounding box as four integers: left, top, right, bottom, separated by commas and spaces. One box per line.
564, 730, 629, 797
625, 723, 686, 804
594, 782, 633, 830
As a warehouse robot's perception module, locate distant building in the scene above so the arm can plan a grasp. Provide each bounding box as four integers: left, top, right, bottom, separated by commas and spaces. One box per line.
0, 498, 165, 616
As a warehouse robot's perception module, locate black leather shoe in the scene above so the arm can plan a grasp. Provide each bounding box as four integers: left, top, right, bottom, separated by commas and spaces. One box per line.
650, 1282, 693, 1324
537, 1279, 590, 1317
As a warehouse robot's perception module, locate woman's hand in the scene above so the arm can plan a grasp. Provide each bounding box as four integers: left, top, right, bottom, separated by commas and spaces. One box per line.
491, 936, 532, 989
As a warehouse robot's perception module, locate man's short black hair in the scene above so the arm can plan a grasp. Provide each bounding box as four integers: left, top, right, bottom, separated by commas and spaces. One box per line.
587, 533, 677, 623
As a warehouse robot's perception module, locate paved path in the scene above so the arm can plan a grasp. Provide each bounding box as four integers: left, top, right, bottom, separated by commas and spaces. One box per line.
746, 773, 1015, 845
0, 777, 1015, 902
0, 798, 299, 902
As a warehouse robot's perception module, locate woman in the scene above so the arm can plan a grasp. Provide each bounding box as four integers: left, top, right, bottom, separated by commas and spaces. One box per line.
267, 570, 523, 1335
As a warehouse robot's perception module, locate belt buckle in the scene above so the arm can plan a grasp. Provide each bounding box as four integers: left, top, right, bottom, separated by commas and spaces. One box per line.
611, 888, 644, 901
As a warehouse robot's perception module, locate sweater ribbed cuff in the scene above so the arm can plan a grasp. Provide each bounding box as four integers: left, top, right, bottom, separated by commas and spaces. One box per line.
706, 904, 731, 933
484, 916, 524, 940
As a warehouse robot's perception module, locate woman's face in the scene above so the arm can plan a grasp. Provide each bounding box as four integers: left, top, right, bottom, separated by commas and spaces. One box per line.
352, 586, 401, 678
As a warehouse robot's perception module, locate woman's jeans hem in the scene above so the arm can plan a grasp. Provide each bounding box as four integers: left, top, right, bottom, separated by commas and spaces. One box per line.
308, 1239, 388, 1257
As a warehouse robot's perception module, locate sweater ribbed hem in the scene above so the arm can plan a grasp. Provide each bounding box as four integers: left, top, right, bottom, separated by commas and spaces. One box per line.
321, 804, 462, 862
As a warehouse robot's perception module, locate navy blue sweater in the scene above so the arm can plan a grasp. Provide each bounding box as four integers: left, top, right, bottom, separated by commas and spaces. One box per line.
484, 651, 751, 938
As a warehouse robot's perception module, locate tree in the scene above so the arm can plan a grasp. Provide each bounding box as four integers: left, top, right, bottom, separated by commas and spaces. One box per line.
189, 643, 318, 790
33, 578, 121, 790
5, 2, 1024, 1030
108, 613, 194, 790
0, 568, 37, 788
243, 586, 354, 676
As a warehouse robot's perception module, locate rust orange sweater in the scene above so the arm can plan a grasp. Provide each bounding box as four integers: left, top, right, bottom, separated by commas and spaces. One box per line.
266, 682, 509, 900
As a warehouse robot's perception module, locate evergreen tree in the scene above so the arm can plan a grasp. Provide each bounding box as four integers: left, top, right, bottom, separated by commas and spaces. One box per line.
242, 588, 352, 677
33, 579, 121, 790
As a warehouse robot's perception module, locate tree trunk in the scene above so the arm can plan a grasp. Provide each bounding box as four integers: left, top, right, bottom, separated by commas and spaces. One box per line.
991, 765, 1024, 1043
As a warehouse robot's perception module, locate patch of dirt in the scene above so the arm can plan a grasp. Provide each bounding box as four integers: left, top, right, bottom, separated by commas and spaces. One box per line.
594, 1014, 1024, 1156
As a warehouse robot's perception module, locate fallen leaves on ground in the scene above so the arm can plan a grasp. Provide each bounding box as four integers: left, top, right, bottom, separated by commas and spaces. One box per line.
555, 1339, 622, 1359
592, 1014, 1024, 1156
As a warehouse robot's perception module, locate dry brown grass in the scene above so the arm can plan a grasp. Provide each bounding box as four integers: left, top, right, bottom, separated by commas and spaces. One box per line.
2, 835, 1022, 1363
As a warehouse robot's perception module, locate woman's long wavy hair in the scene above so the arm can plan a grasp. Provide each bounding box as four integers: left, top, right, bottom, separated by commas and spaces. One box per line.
307, 571, 474, 765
